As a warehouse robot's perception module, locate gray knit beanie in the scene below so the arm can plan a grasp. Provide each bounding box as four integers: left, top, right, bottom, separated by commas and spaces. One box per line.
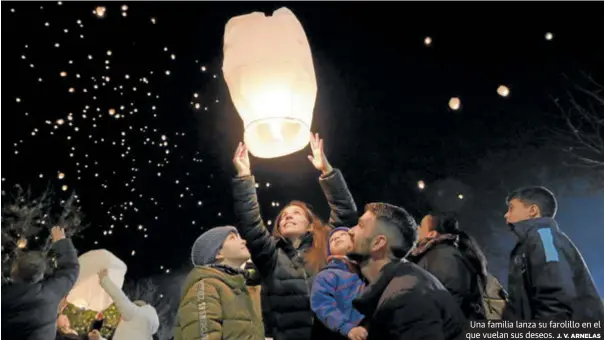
191, 226, 238, 266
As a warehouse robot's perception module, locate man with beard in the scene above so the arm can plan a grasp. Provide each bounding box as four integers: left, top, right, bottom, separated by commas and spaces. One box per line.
348, 203, 466, 340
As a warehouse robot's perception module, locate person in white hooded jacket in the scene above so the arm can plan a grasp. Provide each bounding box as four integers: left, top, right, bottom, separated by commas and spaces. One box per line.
97, 269, 159, 340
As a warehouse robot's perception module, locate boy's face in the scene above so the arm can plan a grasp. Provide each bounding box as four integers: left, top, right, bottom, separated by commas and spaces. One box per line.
217, 232, 251, 263
505, 198, 540, 224
329, 230, 354, 256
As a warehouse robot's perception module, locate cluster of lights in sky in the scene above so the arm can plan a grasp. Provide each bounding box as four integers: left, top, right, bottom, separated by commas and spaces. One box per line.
422, 34, 554, 111
6, 4, 557, 275
4, 3, 279, 276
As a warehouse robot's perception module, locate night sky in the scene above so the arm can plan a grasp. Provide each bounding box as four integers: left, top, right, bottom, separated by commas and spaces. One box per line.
3, 2, 603, 294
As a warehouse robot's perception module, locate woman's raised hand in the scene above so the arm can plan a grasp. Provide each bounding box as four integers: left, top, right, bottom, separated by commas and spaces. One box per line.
233, 142, 251, 177
308, 132, 333, 175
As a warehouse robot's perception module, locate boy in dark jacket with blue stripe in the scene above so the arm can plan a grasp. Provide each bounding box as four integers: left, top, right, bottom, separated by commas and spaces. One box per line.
311, 227, 366, 340
504, 186, 604, 321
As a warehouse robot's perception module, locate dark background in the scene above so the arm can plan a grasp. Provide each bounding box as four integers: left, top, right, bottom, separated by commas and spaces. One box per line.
3, 2, 603, 296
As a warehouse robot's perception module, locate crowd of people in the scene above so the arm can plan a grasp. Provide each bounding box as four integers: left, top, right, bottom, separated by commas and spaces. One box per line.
3, 133, 604, 340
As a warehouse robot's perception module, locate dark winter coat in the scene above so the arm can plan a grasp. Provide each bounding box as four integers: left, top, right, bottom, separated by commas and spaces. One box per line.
232, 169, 357, 340
507, 217, 604, 321
353, 260, 467, 340
310, 257, 365, 340
407, 235, 484, 319
2, 239, 80, 340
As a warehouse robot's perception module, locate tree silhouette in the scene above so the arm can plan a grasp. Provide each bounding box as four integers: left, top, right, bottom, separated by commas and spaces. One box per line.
552, 76, 604, 171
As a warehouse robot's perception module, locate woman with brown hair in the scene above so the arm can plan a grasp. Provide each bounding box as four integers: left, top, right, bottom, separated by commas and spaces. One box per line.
232, 133, 357, 340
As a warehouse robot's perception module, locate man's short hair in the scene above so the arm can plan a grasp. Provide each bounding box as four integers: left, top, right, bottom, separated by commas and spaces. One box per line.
506, 186, 558, 218
365, 202, 418, 258
12, 251, 47, 283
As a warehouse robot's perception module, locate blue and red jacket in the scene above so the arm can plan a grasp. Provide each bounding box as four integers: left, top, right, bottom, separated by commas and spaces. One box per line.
310, 256, 365, 339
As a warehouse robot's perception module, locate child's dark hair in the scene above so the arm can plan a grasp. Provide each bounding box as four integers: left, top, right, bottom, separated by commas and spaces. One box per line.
11, 251, 47, 283
506, 186, 558, 218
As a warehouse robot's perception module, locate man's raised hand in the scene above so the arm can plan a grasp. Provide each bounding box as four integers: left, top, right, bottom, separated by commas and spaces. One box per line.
308, 132, 333, 175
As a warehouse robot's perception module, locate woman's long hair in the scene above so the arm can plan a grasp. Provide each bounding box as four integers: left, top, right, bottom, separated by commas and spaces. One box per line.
273, 201, 330, 275
431, 213, 488, 281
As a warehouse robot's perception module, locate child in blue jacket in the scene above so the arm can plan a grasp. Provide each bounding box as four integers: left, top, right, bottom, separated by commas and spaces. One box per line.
311, 227, 366, 340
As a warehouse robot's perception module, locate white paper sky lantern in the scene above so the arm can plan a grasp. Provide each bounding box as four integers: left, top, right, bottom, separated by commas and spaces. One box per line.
497, 85, 510, 97
67, 249, 127, 312
222, 7, 317, 159
449, 97, 461, 111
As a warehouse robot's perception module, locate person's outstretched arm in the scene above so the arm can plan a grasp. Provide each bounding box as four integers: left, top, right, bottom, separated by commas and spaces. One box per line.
43, 227, 80, 298
232, 143, 278, 279
308, 133, 358, 228
98, 269, 140, 321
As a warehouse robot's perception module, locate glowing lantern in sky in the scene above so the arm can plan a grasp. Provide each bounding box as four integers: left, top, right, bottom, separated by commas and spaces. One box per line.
418, 180, 426, 190
58, 172, 65, 179
94, 6, 106, 18
17, 238, 28, 249
222, 7, 317, 158
545, 32, 554, 41
67, 249, 127, 311
424, 36, 432, 46
449, 97, 461, 111
497, 85, 510, 97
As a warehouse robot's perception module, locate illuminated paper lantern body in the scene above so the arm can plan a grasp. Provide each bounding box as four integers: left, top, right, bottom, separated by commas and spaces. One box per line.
67, 249, 127, 312
449, 97, 461, 111
223, 7, 317, 158
497, 85, 510, 97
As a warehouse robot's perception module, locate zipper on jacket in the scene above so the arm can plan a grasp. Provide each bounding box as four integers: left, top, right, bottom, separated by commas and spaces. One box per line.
299, 250, 314, 325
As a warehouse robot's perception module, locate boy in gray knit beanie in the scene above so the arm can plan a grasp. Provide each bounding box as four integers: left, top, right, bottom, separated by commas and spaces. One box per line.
175, 226, 264, 339
191, 225, 250, 267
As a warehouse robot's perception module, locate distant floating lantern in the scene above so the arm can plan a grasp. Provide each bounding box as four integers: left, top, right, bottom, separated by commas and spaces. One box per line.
61, 185, 68, 191
497, 85, 510, 97
418, 180, 426, 190
57, 119, 65, 125
94, 6, 106, 18
121, 4, 128, 11
58, 172, 65, 179
424, 36, 432, 46
458, 193, 464, 200
449, 97, 461, 111
222, 7, 317, 158
17, 238, 28, 249
545, 32, 554, 41
60, 71, 67, 77
68, 87, 75, 93
108, 108, 116, 115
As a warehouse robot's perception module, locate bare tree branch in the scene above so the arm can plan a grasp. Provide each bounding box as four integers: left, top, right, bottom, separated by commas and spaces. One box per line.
550, 76, 604, 169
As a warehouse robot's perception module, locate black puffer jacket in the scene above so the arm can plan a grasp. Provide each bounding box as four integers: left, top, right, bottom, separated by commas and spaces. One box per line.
407, 235, 484, 319
232, 169, 357, 340
353, 260, 466, 340
507, 217, 604, 321
2, 239, 80, 340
